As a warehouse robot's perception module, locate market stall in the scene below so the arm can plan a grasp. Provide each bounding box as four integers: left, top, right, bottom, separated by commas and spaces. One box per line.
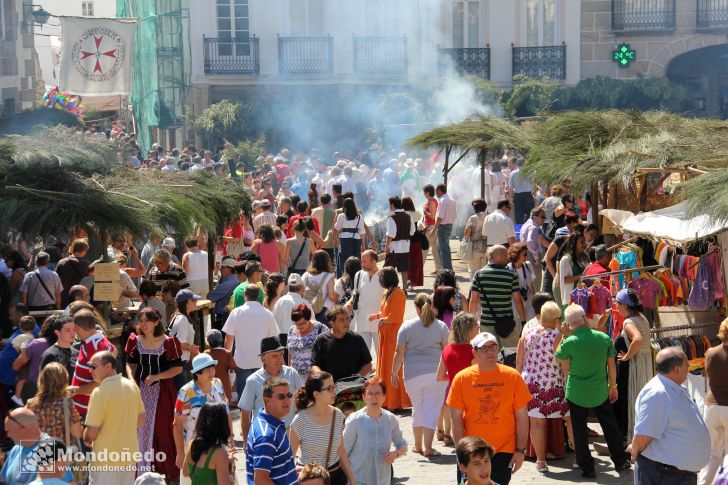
600, 202, 728, 412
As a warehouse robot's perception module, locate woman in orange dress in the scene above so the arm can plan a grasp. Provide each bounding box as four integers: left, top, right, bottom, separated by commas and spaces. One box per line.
368, 266, 411, 410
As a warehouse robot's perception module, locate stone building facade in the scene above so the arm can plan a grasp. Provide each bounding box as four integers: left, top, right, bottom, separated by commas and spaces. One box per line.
581, 0, 728, 117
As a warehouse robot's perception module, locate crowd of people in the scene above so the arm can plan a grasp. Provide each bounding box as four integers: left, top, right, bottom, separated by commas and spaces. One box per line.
0, 132, 725, 485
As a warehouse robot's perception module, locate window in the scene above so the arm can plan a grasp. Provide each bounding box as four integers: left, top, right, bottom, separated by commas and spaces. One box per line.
453, 1, 480, 49
81, 1, 94, 17
0, 2, 5, 41
4, 98, 15, 115
290, 0, 324, 36
526, 0, 557, 46
364, 0, 399, 36
216, 0, 250, 56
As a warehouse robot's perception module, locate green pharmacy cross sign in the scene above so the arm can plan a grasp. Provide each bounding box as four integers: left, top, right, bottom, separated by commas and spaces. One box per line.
613, 43, 636, 67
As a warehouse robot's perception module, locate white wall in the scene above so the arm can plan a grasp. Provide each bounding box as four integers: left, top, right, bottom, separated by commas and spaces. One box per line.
33, 0, 117, 88
189, 0, 580, 88
190, 0, 437, 85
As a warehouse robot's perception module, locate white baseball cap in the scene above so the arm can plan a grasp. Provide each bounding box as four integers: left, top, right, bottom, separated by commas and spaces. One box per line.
470, 332, 499, 349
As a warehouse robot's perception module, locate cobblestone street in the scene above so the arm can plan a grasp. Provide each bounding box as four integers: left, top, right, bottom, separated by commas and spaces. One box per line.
234, 241, 635, 484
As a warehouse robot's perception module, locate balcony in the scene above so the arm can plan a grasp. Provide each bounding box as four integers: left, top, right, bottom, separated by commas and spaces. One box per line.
278, 36, 334, 75
697, 0, 728, 28
203, 37, 259, 75
612, 0, 676, 32
438, 48, 491, 79
353, 36, 408, 76
512, 45, 566, 80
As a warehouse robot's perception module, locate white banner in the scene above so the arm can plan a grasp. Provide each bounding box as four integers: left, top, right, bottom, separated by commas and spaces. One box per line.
59, 17, 137, 96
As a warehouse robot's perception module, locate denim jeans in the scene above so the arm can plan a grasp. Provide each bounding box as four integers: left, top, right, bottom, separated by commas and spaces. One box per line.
437, 224, 453, 270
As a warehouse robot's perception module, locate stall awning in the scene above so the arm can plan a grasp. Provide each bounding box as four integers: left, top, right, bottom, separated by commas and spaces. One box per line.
600, 202, 727, 245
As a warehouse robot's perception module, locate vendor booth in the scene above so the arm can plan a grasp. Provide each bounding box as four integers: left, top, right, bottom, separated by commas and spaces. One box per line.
600, 201, 728, 413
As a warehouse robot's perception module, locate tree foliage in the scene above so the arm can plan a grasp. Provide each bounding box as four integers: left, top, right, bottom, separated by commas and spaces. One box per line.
501, 76, 697, 118
234, 134, 267, 171
191, 100, 254, 145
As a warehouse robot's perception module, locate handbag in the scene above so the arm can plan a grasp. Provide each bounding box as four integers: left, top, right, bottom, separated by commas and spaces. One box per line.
63, 397, 89, 485
458, 238, 472, 261
481, 290, 516, 339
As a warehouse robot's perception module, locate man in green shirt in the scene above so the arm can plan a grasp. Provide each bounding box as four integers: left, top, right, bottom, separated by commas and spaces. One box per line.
232, 261, 264, 307
555, 304, 630, 479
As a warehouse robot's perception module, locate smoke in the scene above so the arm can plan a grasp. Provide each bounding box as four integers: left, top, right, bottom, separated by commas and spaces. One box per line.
432, 76, 500, 124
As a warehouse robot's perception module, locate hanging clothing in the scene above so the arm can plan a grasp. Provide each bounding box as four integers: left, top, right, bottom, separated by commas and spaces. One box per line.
688, 258, 713, 311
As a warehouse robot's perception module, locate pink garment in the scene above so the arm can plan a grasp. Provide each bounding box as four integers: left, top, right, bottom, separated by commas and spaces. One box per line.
588, 284, 613, 315
627, 278, 661, 310
706, 251, 725, 300
256, 240, 280, 273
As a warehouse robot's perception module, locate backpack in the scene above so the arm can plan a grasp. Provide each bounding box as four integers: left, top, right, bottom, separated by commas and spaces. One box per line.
303, 273, 328, 314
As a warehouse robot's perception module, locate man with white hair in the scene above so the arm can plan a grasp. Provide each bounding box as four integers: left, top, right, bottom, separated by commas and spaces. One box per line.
555, 304, 630, 479
162, 237, 181, 264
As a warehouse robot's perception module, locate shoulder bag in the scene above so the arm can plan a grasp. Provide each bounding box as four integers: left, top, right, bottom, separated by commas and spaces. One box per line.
34, 270, 56, 303
287, 237, 308, 275
324, 409, 341, 474
481, 290, 516, 339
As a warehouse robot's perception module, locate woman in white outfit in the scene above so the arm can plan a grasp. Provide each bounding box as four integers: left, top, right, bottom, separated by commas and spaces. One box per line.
391, 293, 449, 457
182, 237, 209, 296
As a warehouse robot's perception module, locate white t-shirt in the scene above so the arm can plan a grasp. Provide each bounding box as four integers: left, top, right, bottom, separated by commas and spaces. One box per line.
222, 301, 279, 369
114, 270, 137, 310
168, 314, 195, 362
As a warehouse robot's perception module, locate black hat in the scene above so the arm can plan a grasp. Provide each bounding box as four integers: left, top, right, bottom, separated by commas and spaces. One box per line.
259, 336, 285, 356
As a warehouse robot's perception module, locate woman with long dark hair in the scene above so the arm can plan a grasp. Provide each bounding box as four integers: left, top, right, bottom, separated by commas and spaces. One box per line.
182, 402, 234, 485
302, 250, 338, 323
432, 286, 457, 328
333, 197, 364, 277
252, 224, 284, 274
290, 372, 355, 485
402, 196, 424, 289
168, 290, 201, 389
556, 232, 589, 307
264, 272, 285, 311
334, 256, 361, 305
369, 267, 411, 410
125, 306, 183, 481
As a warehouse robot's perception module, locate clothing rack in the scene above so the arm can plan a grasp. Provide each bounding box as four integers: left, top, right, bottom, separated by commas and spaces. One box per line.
607, 236, 640, 252
578, 264, 664, 280
650, 322, 719, 334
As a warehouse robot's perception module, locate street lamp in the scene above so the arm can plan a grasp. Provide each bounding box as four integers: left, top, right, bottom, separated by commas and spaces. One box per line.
23, 5, 51, 29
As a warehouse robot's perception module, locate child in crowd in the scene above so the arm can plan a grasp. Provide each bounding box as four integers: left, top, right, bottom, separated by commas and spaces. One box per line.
340, 401, 357, 423
204, 329, 238, 406
12, 315, 37, 405
456, 436, 498, 485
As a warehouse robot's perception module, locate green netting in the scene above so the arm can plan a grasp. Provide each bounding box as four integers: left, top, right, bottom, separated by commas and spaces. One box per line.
116, 0, 189, 153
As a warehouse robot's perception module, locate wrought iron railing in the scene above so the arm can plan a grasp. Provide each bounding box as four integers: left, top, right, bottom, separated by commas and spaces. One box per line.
203, 36, 260, 75
697, 0, 728, 28
512, 45, 566, 80
278, 36, 334, 75
612, 0, 676, 31
353, 36, 408, 76
437, 48, 491, 79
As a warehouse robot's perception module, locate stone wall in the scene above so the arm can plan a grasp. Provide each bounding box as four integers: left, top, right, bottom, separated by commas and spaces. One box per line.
581, 0, 728, 80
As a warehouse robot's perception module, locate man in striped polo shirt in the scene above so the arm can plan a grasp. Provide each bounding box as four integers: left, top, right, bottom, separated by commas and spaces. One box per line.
468, 245, 526, 349
69, 309, 115, 416
246, 376, 298, 485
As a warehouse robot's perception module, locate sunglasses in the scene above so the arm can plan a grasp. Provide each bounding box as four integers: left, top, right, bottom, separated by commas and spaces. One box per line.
270, 392, 293, 400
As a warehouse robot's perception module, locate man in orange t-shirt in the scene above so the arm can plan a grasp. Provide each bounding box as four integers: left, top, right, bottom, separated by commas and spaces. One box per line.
448, 332, 531, 485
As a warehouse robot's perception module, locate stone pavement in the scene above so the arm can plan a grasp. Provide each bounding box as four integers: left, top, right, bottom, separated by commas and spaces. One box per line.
233, 240, 635, 484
